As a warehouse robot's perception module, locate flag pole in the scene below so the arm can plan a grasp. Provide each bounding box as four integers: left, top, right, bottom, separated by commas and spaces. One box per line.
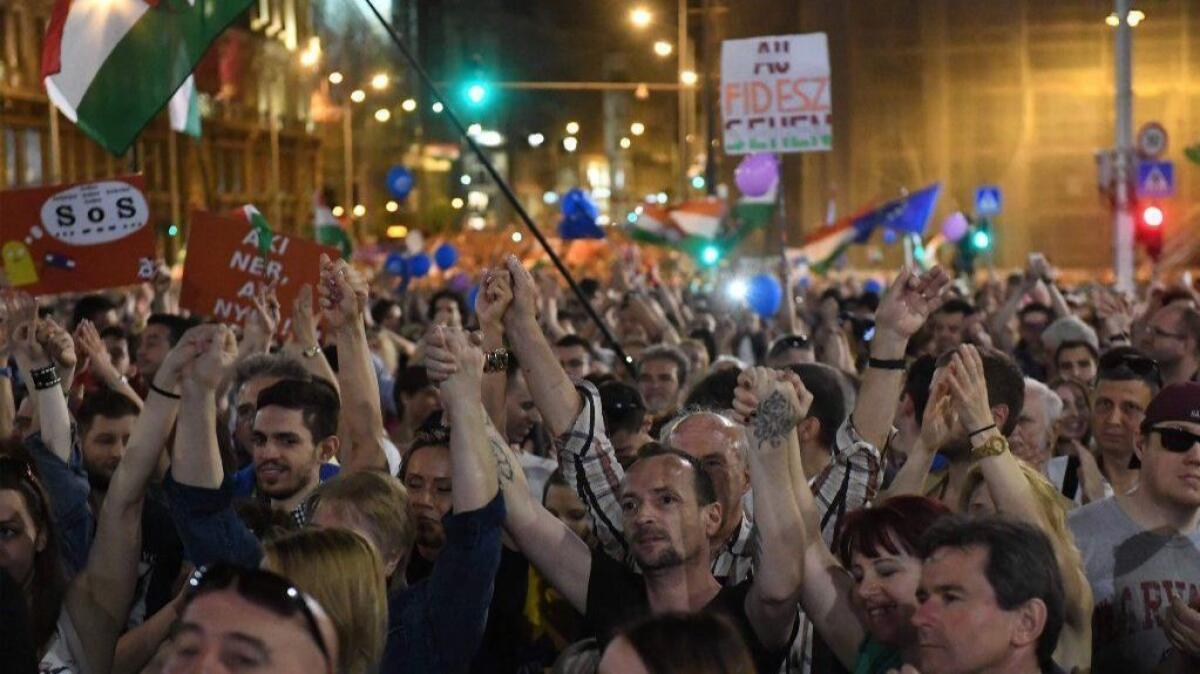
357, 0, 634, 375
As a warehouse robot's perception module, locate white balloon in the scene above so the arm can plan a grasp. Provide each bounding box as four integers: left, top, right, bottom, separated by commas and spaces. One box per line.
405, 230, 424, 254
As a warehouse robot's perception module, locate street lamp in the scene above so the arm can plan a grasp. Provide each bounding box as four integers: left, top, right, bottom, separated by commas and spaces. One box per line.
619, 137, 632, 149
328, 72, 343, 85
350, 89, 366, 103
467, 123, 483, 136
385, 200, 399, 212
566, 121, 580, 135
353, 204, 366, 217
431, 101, 444, 113
528, 133, 545, 147
630, 122, 645, 136
511, 231, 523, 242
451, 197, 465, 209
1106, 9, 1145, 26
563, 136, 579, 152
630, 7, 652, 28
653, 40, 673, 57
680, 70, 698, 86
332, 206, 345, 217
374, 108, 391, 122
401, 98, 417, 112
460, 175, 472, 185
371, 73, 389, 90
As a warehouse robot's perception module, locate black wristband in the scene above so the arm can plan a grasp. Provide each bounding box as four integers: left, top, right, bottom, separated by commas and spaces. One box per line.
867, 357, 906, 371
149, 381, 181, 400
969, 423, 998, 437
30, 365, 61, 391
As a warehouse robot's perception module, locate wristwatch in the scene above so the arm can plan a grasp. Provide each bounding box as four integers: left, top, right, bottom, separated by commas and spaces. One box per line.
970, 435, 1009, 461
302, 346, 322, 359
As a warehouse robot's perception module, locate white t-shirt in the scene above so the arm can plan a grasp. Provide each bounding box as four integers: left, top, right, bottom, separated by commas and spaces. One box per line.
40, 609, 89, 674
1045, 455, 1114, 506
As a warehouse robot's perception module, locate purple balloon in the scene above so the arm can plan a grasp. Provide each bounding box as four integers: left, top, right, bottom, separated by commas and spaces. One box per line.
941, 211, 969, 243
734, 153, 778, 197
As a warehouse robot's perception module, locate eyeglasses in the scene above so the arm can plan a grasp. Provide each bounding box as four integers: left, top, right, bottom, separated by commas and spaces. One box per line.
184, 564, 332, 667
1098, 351, 1164, 389
773, 335, 811, 351
1153, 427, 1200, 453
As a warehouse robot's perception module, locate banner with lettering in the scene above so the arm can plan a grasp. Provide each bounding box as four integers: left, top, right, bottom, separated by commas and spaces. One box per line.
0, 175, 156, 295
720, 33, 832, 154
179, 210, 338, 331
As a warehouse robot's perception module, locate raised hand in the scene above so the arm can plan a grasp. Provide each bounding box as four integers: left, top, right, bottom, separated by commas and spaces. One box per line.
244, 281, 281, 342
733, 367, 803, 450
75, 319, 121, 380
874, 266, 951, 340
476, 268, 513, 328
943, 345, 994, 435
919, 377, 958, 451
1027, 253, 1052, 284
424, 325, 485, 401
503, 254, 539, 325
38, 318, 77, 371
5, 292, 47, 367
317, 254, 368, 331
182, 324, 238, 391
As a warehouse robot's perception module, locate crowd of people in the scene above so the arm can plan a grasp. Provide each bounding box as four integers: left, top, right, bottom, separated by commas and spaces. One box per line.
1, 246, 1198, 674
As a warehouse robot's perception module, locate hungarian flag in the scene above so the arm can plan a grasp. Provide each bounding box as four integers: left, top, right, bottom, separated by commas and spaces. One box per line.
41, 0, 251, 156
229, 204, 274, 256
313, 193, 352, 259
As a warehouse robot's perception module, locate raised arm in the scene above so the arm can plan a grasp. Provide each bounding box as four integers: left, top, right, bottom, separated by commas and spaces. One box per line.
732, 368, 806, 651
237, 282, 279, 360
281, 284, 339, 394
425, 326, 497, 509
170, 326, 238, 490
319, 255, 389, 472
878, 378, 957, 502
8, 294, 71, 463
475, 269, 513, 432
1028, 253, 1071, 319
735, 368, 863, 668
74, 323, 195, 674
501, 255, 581, 437
856, 266, 949, 450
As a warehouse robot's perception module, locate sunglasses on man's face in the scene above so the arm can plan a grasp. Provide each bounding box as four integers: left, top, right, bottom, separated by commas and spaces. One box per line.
1153, 427, 1200, 453
184, 564, 332, 668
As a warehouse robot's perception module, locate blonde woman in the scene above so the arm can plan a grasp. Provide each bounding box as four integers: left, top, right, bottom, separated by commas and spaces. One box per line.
263, 528, 388, 674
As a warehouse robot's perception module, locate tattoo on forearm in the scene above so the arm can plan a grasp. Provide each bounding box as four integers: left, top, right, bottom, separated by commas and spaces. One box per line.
488, 435, 515, 485
751, 391, 797, 449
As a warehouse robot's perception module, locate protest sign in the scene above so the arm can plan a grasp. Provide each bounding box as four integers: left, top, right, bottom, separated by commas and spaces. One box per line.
0, 175, 156, 295
721, 33, 832, 154
179, 210, 338, 333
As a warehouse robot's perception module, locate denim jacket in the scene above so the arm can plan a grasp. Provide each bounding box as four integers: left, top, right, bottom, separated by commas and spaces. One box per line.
163, 472, 506, 673
26, 431, 91, 576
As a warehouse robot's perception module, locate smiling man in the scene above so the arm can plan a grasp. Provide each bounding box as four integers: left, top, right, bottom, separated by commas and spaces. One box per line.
1069, 382, 1200, 674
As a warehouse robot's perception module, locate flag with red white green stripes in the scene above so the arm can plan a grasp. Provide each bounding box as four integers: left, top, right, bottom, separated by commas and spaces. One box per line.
41, 0, 251, 155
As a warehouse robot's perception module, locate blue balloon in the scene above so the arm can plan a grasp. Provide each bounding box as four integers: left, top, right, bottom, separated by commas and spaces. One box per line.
409, 252, 432, 278
882, 228, 898, 244
386, 166, 415, 200
863, 278, 883, 295
434, 243, 459, 269
384, 252, 407, 276
747, 273, 783, 317
466, 284, 481, 314
560, 188, 598, 220
558, 213, 604, 240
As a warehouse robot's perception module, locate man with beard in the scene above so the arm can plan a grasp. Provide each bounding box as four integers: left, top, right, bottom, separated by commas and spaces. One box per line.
1145, 305, 1200, 386
636, 345, 689, 423
495, 367, 806, 674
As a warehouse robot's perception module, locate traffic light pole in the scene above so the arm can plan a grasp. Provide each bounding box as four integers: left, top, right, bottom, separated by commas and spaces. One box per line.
1113, 0, 1136, 292
360, 0, 637, 376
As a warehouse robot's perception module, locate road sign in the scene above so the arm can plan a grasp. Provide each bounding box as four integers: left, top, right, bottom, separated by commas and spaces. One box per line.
1136, 160, 1175, 198
975, 185, 1002, 217
1137, 122, 1169, 158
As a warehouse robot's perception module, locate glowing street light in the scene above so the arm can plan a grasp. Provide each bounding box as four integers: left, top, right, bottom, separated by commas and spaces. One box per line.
653, 40, 673, 57
371, 73, 389, 90
328, 72, 343, 85
630, 7, 652, 28
619, 137, 632, 149
680, 70, 698, 86
374, 108, 391, 122
1106, 9, 1145, 27
563, 136, 579, 152
528, 133, 545, 147
566, 121, 580, 135
332, 206, 345, 217
630, 122, 645, 136
460, 175, 472, 186
431, 101, 444, 113
511, 231, 523, 242
386, 225, 408, 238
352, 204, 366, 218
385, 200, 399, 213
401, 98, 417, 112
350, 89, 366, 103
451, 197, 465, 209
467, 123, 483, 136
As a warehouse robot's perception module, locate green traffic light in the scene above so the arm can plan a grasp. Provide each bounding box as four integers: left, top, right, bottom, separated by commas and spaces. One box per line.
168, 224, 179, 237
691, 175, 706, 190
700, 245, 721, 265
971, 230, 991, 250
466, 83, 488, 105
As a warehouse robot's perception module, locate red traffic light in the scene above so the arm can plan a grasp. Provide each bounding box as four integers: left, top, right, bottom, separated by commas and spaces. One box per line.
1142, 205, 1164, 228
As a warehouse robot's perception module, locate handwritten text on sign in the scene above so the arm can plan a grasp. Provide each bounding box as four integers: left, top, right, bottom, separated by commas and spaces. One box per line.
721, 33, 832, 154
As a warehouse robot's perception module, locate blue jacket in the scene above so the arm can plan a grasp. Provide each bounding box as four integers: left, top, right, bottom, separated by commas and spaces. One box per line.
163, 474, 505, 673
26, 432, 91, 576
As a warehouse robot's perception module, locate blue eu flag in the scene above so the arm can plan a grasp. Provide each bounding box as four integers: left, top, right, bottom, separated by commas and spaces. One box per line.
851, 183, 941, 243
